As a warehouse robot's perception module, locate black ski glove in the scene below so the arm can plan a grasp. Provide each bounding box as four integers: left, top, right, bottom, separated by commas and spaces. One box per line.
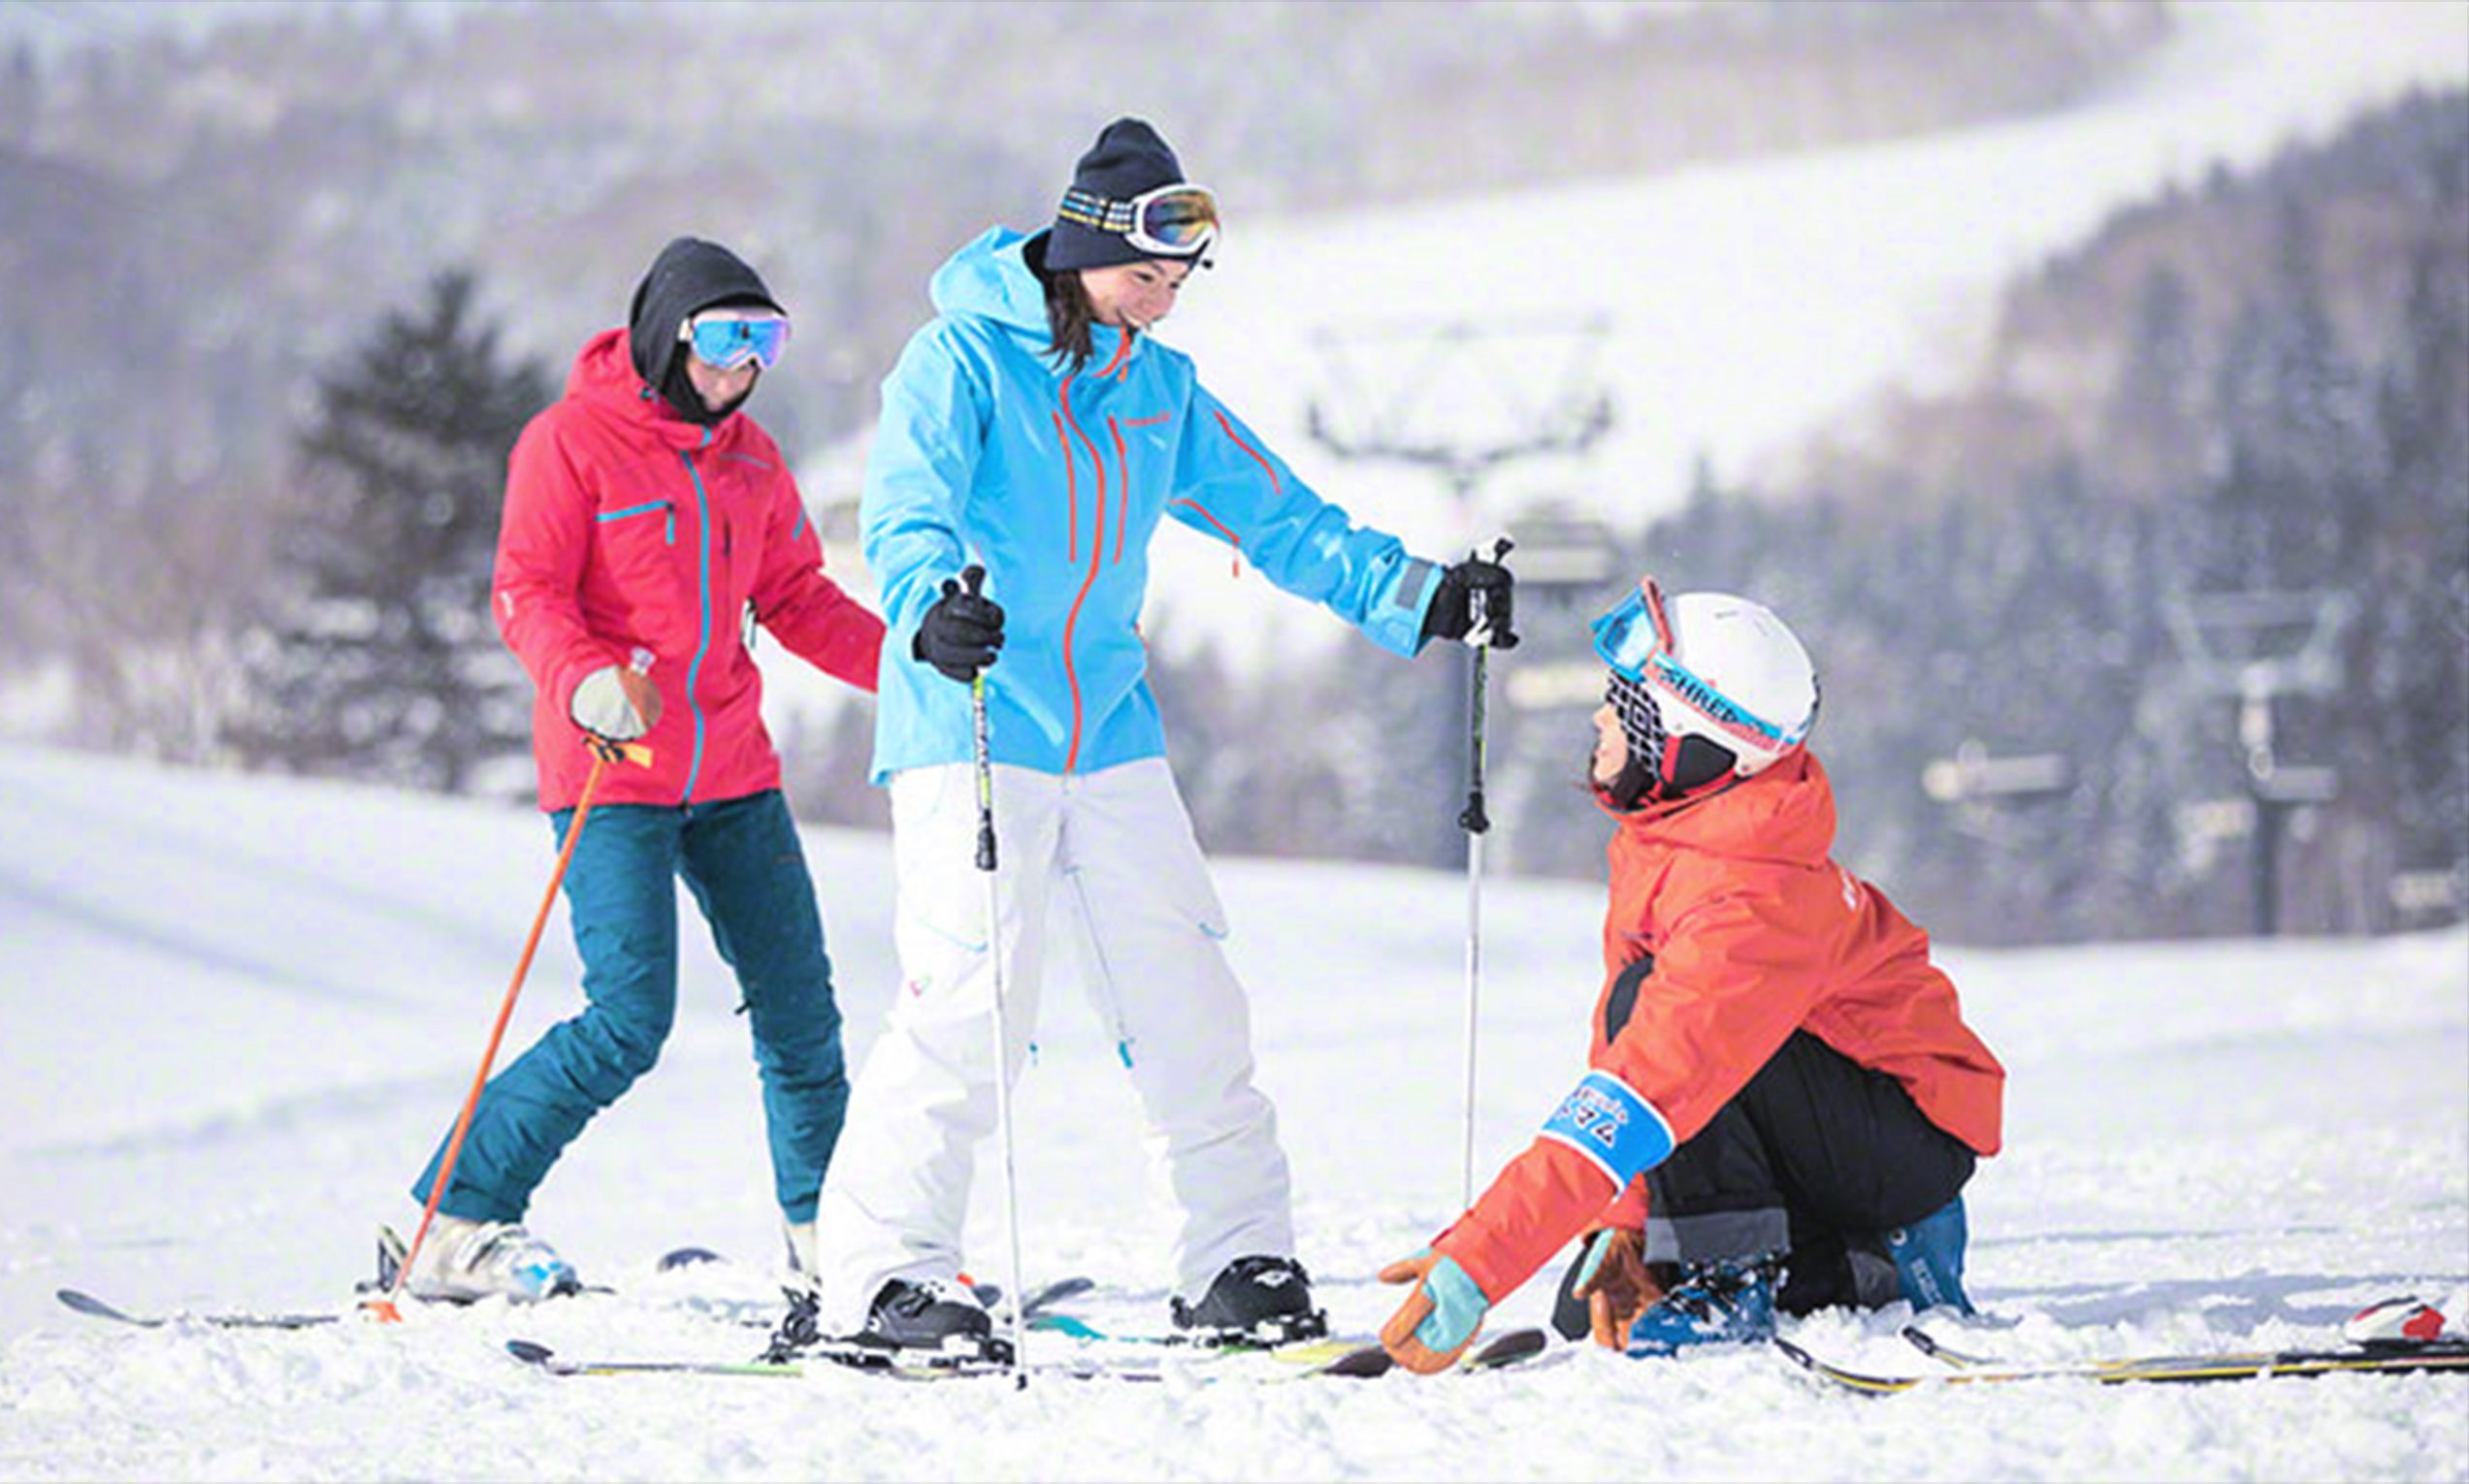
1421, 551, 1519, 649
912, 566, 1005, 684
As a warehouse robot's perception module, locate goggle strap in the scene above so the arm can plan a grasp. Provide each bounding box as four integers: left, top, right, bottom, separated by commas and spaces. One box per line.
1640, 578, 1672, 660
1058, 187, 1140, 236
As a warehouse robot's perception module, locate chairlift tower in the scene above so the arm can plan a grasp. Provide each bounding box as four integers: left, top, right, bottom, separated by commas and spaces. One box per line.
1304, 314, 1618, 871
1303, 314, 1615, 542
2163, 588, 2355, 936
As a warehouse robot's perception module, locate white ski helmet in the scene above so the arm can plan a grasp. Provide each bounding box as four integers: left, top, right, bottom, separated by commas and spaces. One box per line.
1591, 577, 1819, 801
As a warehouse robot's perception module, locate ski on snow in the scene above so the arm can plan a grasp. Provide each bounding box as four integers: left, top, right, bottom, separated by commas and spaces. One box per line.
1780, 1334, 2469, 1392
53, 1287, 346, 1332
1022, 1305, 1557, 1373
49, 1241, 1083, 1335
505, 1336, 1150, 1384
504, 1326, 1556, 1384
1781, 1296, 2469, 1393
54, 1272, 646, 1332
53, 1270, 1092, 1336
1024, 1310, 1334, 1349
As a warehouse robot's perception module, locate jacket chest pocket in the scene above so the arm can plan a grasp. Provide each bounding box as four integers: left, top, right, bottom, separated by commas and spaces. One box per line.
595, 495, 675, 559
592, 487, 691, 629
1101, 410, 1178, 549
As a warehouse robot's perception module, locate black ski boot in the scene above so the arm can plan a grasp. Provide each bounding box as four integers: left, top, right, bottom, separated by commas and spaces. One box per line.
1171, 1255, 1329, 1344
861, 1276, 996, 1351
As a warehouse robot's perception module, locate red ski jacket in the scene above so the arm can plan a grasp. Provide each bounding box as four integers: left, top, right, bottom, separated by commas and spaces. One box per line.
1435, 751, 2004, 1306
495, 330, 885, 811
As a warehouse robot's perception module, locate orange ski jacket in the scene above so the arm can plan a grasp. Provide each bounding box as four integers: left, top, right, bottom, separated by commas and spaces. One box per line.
1435, 751, 2004, 1306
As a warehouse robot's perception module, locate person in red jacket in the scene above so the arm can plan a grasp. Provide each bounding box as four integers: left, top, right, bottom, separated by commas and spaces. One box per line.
1379, 576, 2003, 1370
398, 237, 887, 1302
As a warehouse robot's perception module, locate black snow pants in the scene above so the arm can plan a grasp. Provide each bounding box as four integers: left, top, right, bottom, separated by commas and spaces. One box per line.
1554, 1030, 1976, 1328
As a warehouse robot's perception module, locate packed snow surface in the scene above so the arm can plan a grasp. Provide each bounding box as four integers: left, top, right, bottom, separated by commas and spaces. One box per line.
2, 743, 2462, 1482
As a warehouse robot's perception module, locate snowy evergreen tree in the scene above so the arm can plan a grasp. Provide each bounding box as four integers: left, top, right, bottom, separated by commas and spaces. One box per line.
2101, 263, 2207, 500
232, 270, 549, 793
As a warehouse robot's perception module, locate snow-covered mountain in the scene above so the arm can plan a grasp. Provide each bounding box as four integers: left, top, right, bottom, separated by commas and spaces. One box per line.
2, 742, 2462, 1480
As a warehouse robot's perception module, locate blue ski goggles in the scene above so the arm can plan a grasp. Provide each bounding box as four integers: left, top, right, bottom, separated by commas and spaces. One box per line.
1590, 576, 1675, 685
679, 310, 791, 371
1590, 578, 1803, 759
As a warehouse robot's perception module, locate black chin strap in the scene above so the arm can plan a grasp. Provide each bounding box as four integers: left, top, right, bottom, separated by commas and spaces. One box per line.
1600, 753, 1661, 812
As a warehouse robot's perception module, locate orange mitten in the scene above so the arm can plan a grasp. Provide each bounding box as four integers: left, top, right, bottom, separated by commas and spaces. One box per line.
1378, 1249, 1492, 1375
1571, 1226, 1664, 1350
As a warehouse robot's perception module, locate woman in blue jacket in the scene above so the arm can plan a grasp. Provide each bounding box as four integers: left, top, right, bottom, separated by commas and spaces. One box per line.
800, 118, 1514, 1352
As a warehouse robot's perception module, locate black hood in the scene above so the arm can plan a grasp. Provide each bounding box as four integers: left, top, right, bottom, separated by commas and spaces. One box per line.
626, 237, 785, 423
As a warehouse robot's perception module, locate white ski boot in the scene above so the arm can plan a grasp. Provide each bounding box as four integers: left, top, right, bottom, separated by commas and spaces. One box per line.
400, 1214, 580, 1303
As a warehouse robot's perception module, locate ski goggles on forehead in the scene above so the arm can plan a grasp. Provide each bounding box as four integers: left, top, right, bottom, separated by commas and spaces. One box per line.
1590, 577, 1674, 683
679, 309, 790, 371
1057, 181, 1220, 257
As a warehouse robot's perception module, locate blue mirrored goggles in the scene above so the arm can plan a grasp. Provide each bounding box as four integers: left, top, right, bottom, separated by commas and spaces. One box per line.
679, 311, 790, 371
1589, 578, 1673, 684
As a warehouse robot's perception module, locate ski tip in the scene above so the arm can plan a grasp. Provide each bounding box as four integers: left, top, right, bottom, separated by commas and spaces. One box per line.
1316, 1344, 1397, 1378
55, 1288, 131, 1322
505, 1339, 556, 1366
657, 1245, 727, 1272
1467, 1326, 1548, 1369
1771, 1336, 1824, 1373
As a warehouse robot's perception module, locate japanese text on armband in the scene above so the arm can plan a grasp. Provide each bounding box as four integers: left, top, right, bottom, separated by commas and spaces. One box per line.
1539, 1071, 1675, 1189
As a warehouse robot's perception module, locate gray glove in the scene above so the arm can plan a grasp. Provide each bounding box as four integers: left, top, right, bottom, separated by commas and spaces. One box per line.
570, 662, 662, 741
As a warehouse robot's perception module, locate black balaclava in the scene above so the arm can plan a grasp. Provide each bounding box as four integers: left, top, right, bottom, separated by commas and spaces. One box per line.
626, 236, 785, 426
1035, 117, 1192, 274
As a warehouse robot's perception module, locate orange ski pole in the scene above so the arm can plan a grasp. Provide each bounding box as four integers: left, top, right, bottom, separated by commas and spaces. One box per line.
364, 737, 633, 1321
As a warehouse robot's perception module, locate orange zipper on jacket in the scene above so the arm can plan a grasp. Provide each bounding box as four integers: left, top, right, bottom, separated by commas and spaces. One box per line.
1056, 375, 1106, 772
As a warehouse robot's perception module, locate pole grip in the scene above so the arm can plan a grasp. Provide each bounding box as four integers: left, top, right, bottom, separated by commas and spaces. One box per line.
972, 672, 998, 874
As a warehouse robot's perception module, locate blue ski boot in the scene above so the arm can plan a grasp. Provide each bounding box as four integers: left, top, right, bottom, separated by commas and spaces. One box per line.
1883, 1195, 1974, 1315
1624, 1254, 1780, 1356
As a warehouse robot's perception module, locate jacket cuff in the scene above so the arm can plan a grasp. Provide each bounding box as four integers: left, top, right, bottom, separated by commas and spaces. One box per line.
1373, 556, 1446, 657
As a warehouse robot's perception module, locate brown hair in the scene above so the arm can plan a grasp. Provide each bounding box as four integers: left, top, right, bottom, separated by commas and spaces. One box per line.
1041, 265, 1101, 375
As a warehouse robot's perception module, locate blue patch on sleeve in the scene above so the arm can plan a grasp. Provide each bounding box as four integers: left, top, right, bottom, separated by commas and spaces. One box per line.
1539, 1071, 1675, 1189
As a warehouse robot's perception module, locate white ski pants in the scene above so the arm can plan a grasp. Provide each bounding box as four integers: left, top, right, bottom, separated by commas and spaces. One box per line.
807, 756, 1296, 1331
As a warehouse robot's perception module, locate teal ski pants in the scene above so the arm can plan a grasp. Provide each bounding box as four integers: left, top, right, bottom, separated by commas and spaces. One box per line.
411, 789, 849, 1226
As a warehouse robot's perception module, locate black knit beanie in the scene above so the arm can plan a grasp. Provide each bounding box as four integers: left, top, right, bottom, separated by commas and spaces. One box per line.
1039, 117, 1196, 274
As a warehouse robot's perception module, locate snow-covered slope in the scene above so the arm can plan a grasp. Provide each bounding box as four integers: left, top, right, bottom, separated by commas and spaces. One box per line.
3, 743, 2462, 1481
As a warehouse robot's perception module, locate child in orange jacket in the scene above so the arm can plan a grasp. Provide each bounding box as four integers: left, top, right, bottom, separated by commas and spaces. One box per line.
1379, 578, 2004, 1371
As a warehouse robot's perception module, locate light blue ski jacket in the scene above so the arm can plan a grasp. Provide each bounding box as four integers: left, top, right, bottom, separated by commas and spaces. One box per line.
861, 227, 1446, 783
